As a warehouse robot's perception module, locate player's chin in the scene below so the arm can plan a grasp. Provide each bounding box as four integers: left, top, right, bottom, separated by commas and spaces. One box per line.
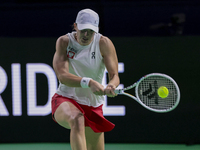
81, 39, 89, 45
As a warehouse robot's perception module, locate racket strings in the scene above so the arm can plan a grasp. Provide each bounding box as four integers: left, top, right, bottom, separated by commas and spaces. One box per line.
137, 76, 178, 110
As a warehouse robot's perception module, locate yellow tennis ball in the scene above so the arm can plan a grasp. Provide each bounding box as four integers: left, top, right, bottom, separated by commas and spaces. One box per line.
157, 86, 169, 98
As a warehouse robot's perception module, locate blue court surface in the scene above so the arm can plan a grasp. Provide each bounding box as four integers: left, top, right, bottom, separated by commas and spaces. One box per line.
0, 143, 199, 150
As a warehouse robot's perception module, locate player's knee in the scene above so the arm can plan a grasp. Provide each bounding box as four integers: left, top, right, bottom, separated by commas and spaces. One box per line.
56, 110, 84, 130
68, 111, 85, 130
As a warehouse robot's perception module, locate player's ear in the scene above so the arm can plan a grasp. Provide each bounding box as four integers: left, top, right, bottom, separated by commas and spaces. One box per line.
73, 23, 78, 31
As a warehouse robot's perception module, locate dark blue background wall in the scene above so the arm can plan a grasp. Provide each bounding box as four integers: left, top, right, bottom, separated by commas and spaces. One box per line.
1, 0, 200, 37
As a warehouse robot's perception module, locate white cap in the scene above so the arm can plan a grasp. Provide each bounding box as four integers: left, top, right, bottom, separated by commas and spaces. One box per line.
75, 9, 99, 33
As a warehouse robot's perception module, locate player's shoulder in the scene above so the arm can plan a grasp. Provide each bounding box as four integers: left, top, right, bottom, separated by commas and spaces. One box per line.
99, 35, 113, 48
56, 34, 69, 48
99, 35, 115, 56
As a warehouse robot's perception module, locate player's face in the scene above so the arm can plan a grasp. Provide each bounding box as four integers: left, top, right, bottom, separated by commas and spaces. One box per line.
74, 24, 95, 46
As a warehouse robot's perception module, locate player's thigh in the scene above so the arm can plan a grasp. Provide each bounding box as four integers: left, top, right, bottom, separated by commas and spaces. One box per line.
85, 127, 105, 150
54, 101, 83, 129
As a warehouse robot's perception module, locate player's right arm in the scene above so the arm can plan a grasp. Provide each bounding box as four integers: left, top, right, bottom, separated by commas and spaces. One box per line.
53, 35, 82, 87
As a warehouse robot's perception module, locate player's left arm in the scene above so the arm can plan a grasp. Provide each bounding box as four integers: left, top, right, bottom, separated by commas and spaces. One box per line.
100, 36, 120, 97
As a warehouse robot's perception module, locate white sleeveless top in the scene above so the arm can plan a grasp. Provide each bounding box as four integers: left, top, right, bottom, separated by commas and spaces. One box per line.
56, 32, 105, 107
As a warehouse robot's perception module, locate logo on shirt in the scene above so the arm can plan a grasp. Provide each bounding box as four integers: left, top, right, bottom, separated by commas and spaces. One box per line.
67, 46, 78, 59
67, 51, 75, 59
91, 52, 95, 59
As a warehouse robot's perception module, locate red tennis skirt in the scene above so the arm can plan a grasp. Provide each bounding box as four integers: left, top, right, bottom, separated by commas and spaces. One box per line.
51, 93, 115, 133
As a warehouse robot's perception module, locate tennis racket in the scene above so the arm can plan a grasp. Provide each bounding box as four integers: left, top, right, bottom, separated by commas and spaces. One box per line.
115, 73, 180, 113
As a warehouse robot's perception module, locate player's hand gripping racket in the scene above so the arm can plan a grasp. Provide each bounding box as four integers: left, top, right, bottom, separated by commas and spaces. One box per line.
115, 73, 180, 113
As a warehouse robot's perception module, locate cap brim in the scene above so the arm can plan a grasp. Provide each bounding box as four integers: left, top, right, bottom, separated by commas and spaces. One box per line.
77, 24, 99, 33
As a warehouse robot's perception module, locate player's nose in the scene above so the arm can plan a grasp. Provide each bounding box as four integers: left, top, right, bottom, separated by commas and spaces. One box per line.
84, 31, 88, 36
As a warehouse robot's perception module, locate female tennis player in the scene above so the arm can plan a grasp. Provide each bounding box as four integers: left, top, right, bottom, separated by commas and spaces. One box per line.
51, 9, 120, 150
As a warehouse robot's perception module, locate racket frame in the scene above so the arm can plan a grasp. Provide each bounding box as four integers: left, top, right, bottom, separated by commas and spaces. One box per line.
115, 73, 180, 113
